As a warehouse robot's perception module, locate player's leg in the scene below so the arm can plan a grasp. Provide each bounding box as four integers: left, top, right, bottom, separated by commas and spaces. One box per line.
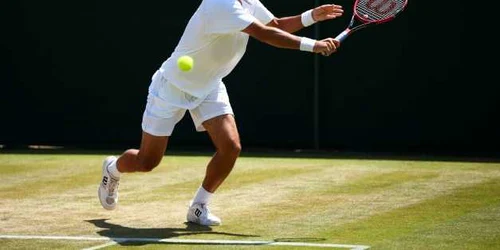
99, 132, 168, 210
186, 83, 239, 226
200, 114, 241, 193
186, 114, 241, 226
98, 70, 185, 210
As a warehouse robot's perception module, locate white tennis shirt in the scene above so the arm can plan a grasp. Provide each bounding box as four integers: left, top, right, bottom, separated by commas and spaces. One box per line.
159, 0, 275, 98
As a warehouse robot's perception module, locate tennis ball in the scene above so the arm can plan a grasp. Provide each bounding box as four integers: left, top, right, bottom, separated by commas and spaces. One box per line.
177, 55, 193, 72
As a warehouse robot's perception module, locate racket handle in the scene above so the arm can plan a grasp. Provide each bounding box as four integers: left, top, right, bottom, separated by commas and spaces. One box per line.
334, 29, 351, 43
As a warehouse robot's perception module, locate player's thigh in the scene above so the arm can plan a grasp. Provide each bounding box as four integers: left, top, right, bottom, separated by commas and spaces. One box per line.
140, 70, 187, 163
189, 83, 240, 150
140, 107, 182, 167
203, 115, 241, 152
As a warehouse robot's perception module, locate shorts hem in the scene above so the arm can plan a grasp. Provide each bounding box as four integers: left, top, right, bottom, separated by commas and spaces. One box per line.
194, 109, 234, 132
142, 125, 173, 137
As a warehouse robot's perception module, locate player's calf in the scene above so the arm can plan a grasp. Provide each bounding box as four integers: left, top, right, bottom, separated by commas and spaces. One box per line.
116, 149, 163, 172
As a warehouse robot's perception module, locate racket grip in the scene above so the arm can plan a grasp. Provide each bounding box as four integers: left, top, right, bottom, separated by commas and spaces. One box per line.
334, 29, 351, 43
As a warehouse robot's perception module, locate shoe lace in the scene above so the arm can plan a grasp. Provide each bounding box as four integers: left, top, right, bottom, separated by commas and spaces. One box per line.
108, 177, 119, 196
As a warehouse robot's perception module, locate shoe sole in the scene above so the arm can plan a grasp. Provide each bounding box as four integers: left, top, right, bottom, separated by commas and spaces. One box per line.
187, 219, 221, 227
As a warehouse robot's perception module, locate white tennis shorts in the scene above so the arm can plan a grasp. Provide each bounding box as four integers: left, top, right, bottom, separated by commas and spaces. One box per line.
141, 70, 233, 136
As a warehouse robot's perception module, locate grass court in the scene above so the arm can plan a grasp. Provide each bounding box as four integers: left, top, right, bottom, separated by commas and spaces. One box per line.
1, 152, 499, 249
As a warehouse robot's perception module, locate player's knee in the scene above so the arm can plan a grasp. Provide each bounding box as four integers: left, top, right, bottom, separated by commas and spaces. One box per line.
234, 142, 242, 155
219, 139, 242, 157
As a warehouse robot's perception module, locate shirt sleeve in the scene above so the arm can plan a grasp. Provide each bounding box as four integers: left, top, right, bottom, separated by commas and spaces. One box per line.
253, 0, 275, 25
204, 0, 257, 34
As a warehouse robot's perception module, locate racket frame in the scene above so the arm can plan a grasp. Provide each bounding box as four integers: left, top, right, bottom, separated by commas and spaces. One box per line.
334, 0, 408, 43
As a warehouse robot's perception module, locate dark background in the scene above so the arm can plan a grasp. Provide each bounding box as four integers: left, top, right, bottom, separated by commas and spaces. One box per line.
1, 0, 498, 156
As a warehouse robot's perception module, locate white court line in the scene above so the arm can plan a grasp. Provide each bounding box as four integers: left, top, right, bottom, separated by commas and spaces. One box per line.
82, 241, 119, 250
0, 235, 370, 249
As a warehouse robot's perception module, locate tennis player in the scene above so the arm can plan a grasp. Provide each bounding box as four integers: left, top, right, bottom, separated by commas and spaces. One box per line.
98, 0, 343, 226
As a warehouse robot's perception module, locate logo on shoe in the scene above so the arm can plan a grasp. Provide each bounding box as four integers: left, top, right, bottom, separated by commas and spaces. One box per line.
102, 176, 108, 186
194, 208, 202, 217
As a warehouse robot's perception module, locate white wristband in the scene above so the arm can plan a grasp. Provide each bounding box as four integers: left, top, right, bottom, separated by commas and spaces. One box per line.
301, 9, 316, 27
300, 37, 316, 52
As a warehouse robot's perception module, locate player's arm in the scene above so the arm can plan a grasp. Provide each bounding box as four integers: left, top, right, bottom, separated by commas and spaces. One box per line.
266, 16, 303, 34
267, 4, 344, 34
242, 20, 339, 56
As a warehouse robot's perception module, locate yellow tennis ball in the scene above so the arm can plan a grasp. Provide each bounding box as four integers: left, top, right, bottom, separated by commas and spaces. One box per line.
177, 55, 193, 72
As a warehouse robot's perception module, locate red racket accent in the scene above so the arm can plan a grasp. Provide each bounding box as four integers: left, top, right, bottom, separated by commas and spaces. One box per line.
367, 0, 397, 14
355, 0, 407, 23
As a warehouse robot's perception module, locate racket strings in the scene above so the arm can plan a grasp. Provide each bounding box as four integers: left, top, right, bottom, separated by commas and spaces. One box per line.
356, 0, 406, 21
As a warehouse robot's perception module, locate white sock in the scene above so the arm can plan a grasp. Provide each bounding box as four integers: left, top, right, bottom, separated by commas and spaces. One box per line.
107, 159, 121, 179
192, 186, 213, 205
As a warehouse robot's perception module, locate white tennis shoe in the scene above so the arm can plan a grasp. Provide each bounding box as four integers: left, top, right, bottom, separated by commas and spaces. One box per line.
98, 156, 120, 210
187, 202, 221, 226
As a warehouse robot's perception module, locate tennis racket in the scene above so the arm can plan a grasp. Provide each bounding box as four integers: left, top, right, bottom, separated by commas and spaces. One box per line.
334, 0, 408, 43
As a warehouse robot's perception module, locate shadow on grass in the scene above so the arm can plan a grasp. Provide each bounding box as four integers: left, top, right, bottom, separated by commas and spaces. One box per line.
86, 219, 260, 246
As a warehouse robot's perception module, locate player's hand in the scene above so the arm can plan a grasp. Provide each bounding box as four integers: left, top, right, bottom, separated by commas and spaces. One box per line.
312, 4, 343, 22
314, 38, 340, 56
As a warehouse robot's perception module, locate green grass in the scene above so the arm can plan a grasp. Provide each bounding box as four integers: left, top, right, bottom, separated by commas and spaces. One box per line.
0, 152, 499, 249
